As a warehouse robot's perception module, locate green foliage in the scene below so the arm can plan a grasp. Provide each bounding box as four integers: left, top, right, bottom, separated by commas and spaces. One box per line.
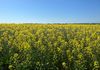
0, 24, 100, 70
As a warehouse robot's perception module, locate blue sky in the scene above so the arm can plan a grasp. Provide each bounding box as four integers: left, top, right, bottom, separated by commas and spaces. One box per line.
0, 0, 100, 23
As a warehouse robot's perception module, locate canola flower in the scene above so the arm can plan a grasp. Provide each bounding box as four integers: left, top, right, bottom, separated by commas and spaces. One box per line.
0, 24, 100, 70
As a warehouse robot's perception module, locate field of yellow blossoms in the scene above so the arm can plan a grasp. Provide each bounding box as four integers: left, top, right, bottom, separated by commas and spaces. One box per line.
0, 24, 100, 70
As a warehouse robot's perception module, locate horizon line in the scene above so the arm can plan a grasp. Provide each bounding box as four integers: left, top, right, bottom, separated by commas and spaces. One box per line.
0, 22, 100, 24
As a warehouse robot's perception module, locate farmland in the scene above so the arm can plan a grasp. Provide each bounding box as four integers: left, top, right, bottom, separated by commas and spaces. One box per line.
0, 24, 100, 70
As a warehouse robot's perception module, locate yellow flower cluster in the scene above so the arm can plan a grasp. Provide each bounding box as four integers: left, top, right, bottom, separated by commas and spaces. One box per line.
0, 24, 100, 70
